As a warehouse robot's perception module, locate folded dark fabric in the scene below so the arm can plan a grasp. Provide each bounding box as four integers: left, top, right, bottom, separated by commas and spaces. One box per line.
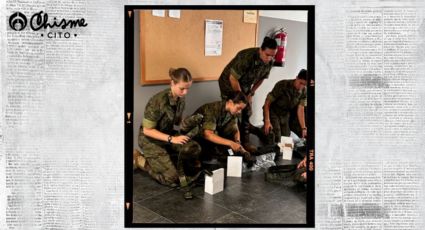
264, 164, 299, 186
180, 113, 204, 138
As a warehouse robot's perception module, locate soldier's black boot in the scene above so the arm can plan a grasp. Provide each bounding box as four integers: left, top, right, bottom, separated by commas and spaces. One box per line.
237, 150, 256, 168
248, 123, 269, 144
242, 143, 257, 154
179, 176, 193, 200
241, 128, 258, 154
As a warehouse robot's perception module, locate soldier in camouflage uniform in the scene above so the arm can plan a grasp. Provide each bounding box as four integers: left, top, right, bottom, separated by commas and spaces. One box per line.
193, 93, 256, 165
263, 69, 308, 144
134, 68, 201, 199
218, 37, 277, 151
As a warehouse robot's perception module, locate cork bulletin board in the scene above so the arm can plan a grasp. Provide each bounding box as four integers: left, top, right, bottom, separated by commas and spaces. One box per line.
139, 9, 258, 85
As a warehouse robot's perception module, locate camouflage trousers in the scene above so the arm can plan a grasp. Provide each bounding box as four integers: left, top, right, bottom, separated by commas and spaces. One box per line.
267, 112, 290, 144
197, 119, 238, 163
238, 100, 252, 145
139, 135, 201, 185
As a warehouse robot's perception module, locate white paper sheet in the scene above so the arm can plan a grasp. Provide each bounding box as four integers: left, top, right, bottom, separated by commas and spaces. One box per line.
152, 9, 165, 17
169, 9, 180, 18
205, 19, 223, 56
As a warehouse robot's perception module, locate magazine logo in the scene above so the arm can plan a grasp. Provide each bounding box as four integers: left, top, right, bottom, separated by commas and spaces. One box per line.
9, 12, 27, 31
9, 11, 88, 39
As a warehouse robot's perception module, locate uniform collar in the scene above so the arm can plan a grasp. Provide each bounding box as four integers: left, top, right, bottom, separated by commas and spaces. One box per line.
254, 48, 270, 66
167, 88, 178, 106
221, 100, 235, 118
291, 79, 304, 94
220, 100, 227, 115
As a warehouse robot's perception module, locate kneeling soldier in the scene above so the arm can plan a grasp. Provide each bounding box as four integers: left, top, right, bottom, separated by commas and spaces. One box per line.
193, 92, 256, 166
134, 68, 201, 200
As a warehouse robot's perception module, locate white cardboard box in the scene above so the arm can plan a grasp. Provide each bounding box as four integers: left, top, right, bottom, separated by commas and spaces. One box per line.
204, 168, 224, 195
281, 147, 293, 160
280, 136, 294, 148
227, 156, 242, 177
279, 136, 294, 160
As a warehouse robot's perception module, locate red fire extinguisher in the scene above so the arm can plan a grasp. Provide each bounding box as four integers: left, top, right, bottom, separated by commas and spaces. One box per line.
273, 28, 287, 67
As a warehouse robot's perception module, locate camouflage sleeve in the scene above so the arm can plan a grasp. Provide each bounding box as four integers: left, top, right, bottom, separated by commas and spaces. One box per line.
142, 97, 162, 129
266, 92, 275, 103
230, 53, 250, 80
202, 112, 217, 131
299, 88, 307, 107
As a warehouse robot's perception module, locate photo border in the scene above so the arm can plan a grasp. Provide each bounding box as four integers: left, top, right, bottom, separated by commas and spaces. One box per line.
124, 5, 315, 228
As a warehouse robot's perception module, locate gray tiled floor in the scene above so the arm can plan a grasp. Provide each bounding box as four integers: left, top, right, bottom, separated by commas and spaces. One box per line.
133, 159, 307, 224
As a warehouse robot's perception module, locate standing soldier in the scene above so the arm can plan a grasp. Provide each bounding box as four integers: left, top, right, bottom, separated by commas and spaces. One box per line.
193, 92, 256, 166
218, 37, 278, 152
263, 69, 308, 144
133, 68, 202, 199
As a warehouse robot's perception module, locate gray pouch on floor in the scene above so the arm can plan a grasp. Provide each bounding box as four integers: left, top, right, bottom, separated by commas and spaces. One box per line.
243, 152, 276, 172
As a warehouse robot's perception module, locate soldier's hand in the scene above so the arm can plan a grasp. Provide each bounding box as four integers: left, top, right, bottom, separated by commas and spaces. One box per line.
229, 141, 243, 152
264, 120, 273, 135
172, 135, 190, 145
301, 172, 307, 180
297, 157, 307, 169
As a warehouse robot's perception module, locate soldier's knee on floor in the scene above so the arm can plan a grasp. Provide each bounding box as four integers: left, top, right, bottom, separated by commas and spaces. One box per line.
162, 169, 178, 183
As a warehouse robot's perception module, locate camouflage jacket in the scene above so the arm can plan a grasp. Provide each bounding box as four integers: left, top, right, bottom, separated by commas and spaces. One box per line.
218, 47, 272, 99
141, 88, 185, 135
194, 101, 237, 133
266, 79, 307, 116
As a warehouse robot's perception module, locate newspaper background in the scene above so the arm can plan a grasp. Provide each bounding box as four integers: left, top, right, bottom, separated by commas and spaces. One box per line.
1, 0, 424, 230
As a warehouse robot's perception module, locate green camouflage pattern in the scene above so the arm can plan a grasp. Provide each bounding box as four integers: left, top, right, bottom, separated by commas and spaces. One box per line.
138, 88, 201, 185
218, 48, 272, 99
180, 113, 204, 138
193, 101, 239, 161
265, 80, 307, 141
266, 79, 307, 116
139, 132, 202, 185
194, 101, 238, 135
141, 88, 185, 137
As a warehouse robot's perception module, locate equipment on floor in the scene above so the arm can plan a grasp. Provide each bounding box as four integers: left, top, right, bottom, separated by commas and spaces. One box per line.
265, 164, 307, 186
